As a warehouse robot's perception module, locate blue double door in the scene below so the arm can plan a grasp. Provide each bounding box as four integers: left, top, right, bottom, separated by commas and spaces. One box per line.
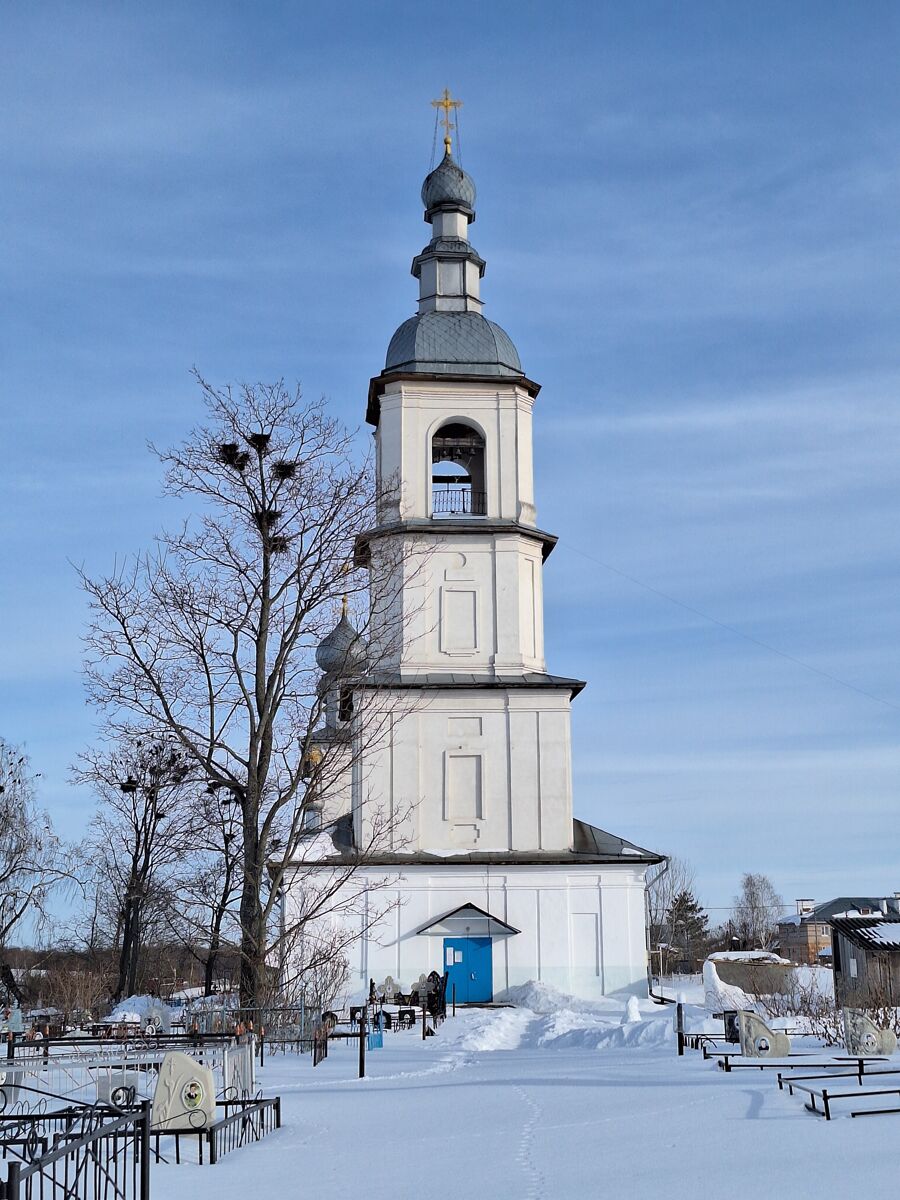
443, 936, 493, 1004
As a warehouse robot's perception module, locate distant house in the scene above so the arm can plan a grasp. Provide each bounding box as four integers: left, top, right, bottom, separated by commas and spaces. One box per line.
776, 897, 895, 966
831, 912, 900, 1008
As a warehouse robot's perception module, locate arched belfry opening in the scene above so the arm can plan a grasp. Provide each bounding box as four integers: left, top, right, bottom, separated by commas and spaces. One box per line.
431, 422, 486, 517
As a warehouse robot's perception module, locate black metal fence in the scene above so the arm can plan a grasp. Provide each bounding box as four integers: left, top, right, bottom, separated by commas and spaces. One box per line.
189, 1006, 312, 1043
207, 1097, 281, 1164
0, 1088, 283, 1190
0, 1102, 150, 1200
150, 1096, 281, 1166
5, 1032, 236, 1066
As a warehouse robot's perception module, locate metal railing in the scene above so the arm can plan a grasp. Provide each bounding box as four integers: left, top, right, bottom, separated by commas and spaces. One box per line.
0, 1038, 236, 1112
148, 1096, 281, 1166
0, 1088, 281, 1190
431, 488, 486, 516
7, 1034, 234, 1062
207, 1097, 281, 1164
0, 1102, 150, 1200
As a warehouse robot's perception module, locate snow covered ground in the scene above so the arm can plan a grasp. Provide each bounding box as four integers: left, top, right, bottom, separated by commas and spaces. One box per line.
157, 988, 899, 1200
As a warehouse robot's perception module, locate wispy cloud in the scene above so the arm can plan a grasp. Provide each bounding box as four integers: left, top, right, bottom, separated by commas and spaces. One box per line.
3, 2, 900, 908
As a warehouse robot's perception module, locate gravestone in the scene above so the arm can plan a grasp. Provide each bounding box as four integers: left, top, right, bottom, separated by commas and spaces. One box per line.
151, 1051, 216, 1131
737, 1010, 791, 1058
843, 1008, 898, 1056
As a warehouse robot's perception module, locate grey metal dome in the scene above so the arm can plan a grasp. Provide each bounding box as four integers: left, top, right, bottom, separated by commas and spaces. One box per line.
385, 311, 523, 377
316, 611, 366, 676
421, 151, 476, 218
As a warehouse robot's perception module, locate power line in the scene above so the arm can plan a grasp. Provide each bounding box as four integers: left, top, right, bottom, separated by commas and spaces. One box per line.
559, 540, 900, 713
700, 905, 793, 911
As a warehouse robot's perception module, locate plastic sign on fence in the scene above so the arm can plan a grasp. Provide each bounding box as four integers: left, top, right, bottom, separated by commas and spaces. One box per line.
737, 1010, 791, 1058
224, 1043, 254, 1096
367, 1029, 383, 1051
843, 1008, 898, 1056
97, 1072, 141, 1108
151, 1051, 216, 1131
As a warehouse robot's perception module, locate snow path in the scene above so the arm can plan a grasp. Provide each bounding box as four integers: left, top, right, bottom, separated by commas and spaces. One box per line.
514, 1082, 547, 1200
155, 1008, 900, 1200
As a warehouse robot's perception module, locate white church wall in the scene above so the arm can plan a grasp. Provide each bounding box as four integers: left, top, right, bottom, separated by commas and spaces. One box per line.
355, 688, 575, 855
367, 533, 547, 675
284, 863, 650, 1001
376, 381, 537, 524
317, 740, 352, 828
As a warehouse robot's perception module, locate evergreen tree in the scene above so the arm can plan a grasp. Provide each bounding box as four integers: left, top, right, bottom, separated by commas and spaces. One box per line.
666, 889, 709, 971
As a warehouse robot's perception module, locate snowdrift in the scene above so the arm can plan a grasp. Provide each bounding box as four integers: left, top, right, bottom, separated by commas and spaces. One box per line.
106, 995, 172, 1033
438, 980, 711, 1053
703, 959, 757, 1013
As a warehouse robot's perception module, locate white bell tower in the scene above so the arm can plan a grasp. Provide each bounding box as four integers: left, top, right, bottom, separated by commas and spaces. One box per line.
355, 128, 584, 857
287, 109, 662, 1004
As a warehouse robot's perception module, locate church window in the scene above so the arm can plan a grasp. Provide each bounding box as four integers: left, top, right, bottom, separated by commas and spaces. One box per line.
302, 802, 322, 832
439, 588, 478, 654
431, 422, 486, 517
444, 753, 483, 822
339, 686, 354, 723
572, 913, 600, 978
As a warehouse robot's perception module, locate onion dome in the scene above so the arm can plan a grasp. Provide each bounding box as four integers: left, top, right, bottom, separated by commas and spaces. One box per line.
421, 149, 476, 219
385, 310, 522, 377
315, 602, 366, 676
367, 130, 526, 426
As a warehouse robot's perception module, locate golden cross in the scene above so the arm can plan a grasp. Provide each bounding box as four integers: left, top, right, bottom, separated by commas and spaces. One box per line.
432, 88, 462, 154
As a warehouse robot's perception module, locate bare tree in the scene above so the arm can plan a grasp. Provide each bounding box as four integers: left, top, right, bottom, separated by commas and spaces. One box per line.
44, 963, 112, 1028
0, 741, 66, 948
284, 935, 349, 1016
647, 857, 698, 973
74, 737, 193, 1000
79, 377, 409, 1006
730, 872, 785, 951
165, 784, 243, 996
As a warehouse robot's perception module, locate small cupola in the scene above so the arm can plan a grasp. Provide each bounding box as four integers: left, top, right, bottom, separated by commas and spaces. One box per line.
421, 148, 476, 221
378, 96, 523, 387
315, 599, 367, 678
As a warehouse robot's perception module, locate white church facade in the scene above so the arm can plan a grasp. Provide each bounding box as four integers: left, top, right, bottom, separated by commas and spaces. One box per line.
283, 125, 663, 1003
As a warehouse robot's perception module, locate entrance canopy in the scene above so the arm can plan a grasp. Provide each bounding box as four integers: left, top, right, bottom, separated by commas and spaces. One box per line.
416, 903, 519, 939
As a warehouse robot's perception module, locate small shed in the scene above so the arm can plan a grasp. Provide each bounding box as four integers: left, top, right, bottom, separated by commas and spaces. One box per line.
830, 914, 900, 1008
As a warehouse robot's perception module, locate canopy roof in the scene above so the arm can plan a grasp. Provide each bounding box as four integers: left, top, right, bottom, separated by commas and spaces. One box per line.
416, 903, 520, 938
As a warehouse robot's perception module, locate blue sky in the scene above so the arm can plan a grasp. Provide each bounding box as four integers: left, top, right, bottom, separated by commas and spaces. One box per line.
2, 2, 899, 917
